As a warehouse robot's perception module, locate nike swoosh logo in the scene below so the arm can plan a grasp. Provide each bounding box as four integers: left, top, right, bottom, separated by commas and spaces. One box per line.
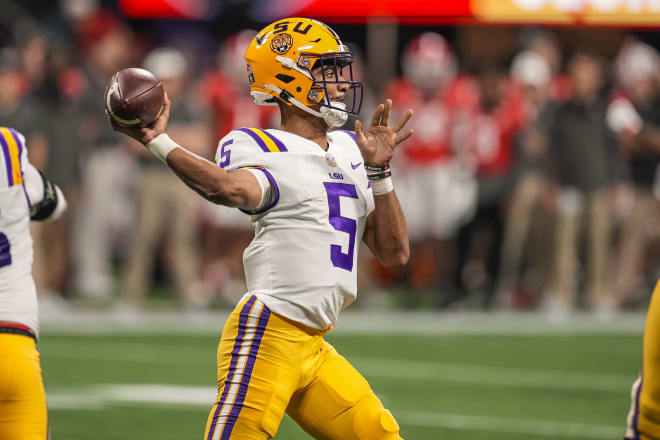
351, 162, 362, 170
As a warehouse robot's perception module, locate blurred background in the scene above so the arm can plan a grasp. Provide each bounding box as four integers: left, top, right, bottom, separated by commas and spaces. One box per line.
3, 0, 660, 438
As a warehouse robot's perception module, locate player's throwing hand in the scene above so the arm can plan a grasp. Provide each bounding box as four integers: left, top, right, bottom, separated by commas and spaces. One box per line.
355, 99, 413, 167
107, 92, 172, 146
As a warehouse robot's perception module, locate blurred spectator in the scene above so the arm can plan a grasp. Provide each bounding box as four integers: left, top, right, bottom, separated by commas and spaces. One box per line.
0, 47, 48, 164
524, 30, 572, 103
611, 41, 660, 306
202, 30, 277, 142
453, 65, 528, 308
546, 53, 620, 313
385, 33, 478, 306
71, 11, 137, 298
120, 47, 211, 310
20, 30, 80, 302
497, 50, 556, 309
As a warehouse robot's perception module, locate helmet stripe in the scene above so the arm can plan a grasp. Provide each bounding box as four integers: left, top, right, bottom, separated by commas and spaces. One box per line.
310, 19, 340, 40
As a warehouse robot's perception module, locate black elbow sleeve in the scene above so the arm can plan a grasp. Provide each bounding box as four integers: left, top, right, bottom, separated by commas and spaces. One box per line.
30, 171, 59, 221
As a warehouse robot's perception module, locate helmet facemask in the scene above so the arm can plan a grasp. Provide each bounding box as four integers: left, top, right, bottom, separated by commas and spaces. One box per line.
304, 51, 363, 118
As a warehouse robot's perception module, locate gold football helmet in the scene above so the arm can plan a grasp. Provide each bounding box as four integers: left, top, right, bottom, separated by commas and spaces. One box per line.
244, 17, 363, 127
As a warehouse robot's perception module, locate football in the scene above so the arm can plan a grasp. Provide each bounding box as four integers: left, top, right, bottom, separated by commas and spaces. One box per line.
105, 68, 165, 128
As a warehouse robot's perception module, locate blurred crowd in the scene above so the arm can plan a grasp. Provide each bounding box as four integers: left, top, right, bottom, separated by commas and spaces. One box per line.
2, 1, 660, 315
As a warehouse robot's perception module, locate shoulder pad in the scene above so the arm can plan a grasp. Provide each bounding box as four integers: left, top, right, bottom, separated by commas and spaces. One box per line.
334, 130, 358, 145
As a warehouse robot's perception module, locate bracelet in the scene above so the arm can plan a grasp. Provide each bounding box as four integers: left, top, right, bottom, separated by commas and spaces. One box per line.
147, 133, 179, 163
364, 163, 389, 172
367, 170, 392, 181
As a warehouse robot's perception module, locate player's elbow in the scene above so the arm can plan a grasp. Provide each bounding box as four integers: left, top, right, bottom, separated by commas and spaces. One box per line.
207, 179, 248, 207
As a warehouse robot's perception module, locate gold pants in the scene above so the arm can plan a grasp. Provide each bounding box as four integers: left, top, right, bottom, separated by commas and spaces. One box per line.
204, 295, 402, 440
0, 333, 48, 440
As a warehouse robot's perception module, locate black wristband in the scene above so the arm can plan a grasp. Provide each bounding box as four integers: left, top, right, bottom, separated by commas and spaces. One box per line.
367, 170, 392, 181
364, 163, 390, 172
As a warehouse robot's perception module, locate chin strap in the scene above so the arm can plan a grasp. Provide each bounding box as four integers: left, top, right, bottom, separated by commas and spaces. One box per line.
320, 101, 348, 128
262, 85, 348, 128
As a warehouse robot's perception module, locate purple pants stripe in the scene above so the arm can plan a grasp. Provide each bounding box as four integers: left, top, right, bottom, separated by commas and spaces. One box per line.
260, 130, 287, 151
236, 128, 270, 152
0, 130, 13, 187
633, 373, 643, 440
220, 304, 271, 440
206, 296, 257, 440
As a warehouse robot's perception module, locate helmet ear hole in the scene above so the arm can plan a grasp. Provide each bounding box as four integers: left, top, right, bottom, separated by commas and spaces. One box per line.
296, 87, 301, 92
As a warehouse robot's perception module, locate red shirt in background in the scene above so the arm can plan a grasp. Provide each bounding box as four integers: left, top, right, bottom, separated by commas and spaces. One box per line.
202, 71, 278, 141
384, 75, 479, 165
461, 79, 529, 176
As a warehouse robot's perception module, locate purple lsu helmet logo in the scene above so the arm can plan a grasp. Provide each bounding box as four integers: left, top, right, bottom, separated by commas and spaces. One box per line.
325, 153, 337, 167
270, 33, 293, 55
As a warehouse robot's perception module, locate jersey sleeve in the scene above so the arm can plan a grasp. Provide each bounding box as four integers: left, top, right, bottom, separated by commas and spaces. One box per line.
0, 127, 27, 189
214, 128, 282, 214
215, 128, 283, 171
10, 129, 67, 222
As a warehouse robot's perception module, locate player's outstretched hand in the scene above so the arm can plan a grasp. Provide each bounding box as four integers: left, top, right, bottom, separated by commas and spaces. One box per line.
355, 99, 413, 167
107, 92, 171, 146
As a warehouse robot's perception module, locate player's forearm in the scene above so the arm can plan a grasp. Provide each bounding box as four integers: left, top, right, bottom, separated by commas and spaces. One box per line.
165, 148, 249, 207
369, 191, 409, 268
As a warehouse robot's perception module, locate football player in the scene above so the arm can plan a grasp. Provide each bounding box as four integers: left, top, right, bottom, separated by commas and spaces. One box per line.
0, 127, 67, 439
625, 280, 660, 440
109, 17, 412, 440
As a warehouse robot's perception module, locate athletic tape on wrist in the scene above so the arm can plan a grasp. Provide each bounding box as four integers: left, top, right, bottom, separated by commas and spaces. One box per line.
372, 176, 393, 195
147, 133, 179, 163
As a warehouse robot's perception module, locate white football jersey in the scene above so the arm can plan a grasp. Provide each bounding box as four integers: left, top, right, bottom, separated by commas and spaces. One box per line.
215, 128, 374, 330
0, 127, 64, 338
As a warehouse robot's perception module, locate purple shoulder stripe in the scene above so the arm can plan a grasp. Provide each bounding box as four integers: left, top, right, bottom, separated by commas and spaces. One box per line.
235, 128, 270, 152
0, 129, 13, 187
261, 130, 287, 151
8, 128, 23, 165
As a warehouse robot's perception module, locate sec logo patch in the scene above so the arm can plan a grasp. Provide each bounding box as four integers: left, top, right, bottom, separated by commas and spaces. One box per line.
325, 153, 337, 167
270, 33, 293, 55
